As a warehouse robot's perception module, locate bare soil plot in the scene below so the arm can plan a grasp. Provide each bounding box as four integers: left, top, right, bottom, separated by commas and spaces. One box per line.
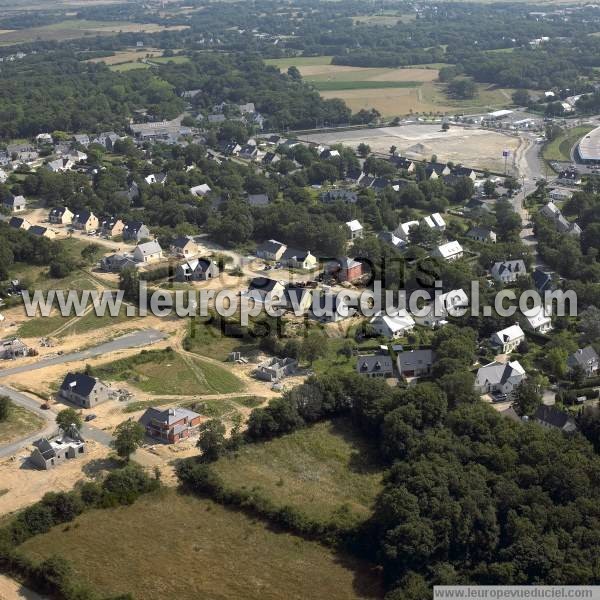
20, 490, 382, 600
300, 124, 521, 172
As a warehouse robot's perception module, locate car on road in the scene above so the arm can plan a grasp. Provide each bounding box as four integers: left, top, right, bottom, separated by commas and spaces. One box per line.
85, 414, 97, 422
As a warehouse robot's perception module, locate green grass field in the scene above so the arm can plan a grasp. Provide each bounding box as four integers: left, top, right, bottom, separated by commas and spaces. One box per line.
0, 403, 45, 445
543, 125, 595, 162
91, 349, 244, 395
109, 62, 151, 72
148, 55, 190, 65
184, 320, 258, 362
20, 489, 382, 600
264, 55, 334, 68
213, 418, 383, 525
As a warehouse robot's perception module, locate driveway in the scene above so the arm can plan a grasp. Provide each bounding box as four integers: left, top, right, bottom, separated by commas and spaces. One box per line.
0, 329, 166, 379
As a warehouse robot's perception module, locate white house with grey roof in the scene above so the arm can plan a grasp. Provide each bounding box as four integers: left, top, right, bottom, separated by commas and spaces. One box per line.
175, 258, 219, 282
256, 239, 287, 261
432, 240, 463, 261
357, 352, 394, 378
475, 360, 526, 398
345, 219, 363, 240
567, 346, 599, 377
396, 349, 435, 377
133, 240, 163, 263
2, 194, 26, 213
370, 310, 415, 339
491, 324, 525, 354
521, 305, 552, 334
30, 425, 85, 470
491, 259, 527, 284
59, 372, 112, 408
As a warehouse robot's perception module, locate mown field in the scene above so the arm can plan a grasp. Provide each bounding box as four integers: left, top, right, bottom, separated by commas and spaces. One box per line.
0, 19, 188, 45
0, 404, 45, 445
183, 319, 258, 362
91, 348, 244, 395
265, 55, 513, 116
20, 489, 382, 600
212, 418, 384, 525
543, 125, 595, 162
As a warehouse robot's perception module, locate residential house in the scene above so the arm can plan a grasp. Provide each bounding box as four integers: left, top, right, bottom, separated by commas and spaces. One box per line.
433, 241, 463, 261
122, 221, 150, 242
262, 152, 280, 166
532, 268, 554, 294
8, 216, 31, 231
283, 284, 313, 313
491, 324, 525, 353
320, 189, 358, 204
357, 352, 394, 378
423, 212, 446, 232
73, 134, 90, 147
522, 305, 553, 334
534, 405, 577, 433
313, 293, 354, 322
0, 168, 7, 183
100, 253, 136, 273
549, 188, 572, 202
140, 407, 202, 444
100, 218, 125, 238
2, 195, 26, 212
397, 349, 435, 377
49, 206, 74, 225
145, 173, 167, 185
345, 219, 363, 240
414, 288, 469, 328
59, 372, 112, 408
46, 157, 75, 173
239, 144, 258, 160
30, 426, 85, 470
246, 277, 286, 306
72, 210, 99, 232
539, 201, 581, 236
256, 239, 287, 262
394, 220, 420, 241
190, 183, 212, 197
378, 231, 406, 251
29, 225, 56, 239
452, 166, 477, 180
115, 181, 140, 203
391, 156, 415, 172
93, 132, 120, 151
491, 259, 527, 284
170, 236, 198, 258
254, 357, 298, 382
467, 227, 497, 243
281, 248, 317, 271
327, 257, 364, 282
247, 193, 270, 207
370, 310, 415, 339
175, 258, 219, 282
0, 338, 29, 359
133, 240, 163, 264
556, 169, 582, 186
475, 360, 526, 398
567, 346, 599, 377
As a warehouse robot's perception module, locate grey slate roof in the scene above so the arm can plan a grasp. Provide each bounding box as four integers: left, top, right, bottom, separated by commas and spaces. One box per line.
60, 372, 98, 397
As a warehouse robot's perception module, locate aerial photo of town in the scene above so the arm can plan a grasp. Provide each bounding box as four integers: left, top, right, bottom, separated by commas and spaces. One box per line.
0, 0, 600, 598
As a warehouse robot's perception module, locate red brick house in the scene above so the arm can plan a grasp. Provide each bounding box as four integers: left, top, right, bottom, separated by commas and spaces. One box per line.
327, 257, 363, 282
140, 407, 202, 444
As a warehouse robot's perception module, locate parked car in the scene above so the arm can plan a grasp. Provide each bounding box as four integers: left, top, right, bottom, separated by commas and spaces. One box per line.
85, 414, 97, 422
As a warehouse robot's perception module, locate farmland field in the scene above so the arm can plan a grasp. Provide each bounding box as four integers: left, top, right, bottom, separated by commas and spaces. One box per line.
212, 418, 383, 524
265, 55, 512, 116
0, 20, 189, 45
20, 489, 382, 600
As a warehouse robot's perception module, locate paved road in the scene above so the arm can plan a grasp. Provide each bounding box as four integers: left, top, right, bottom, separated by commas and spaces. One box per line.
0, 385, 56, 458
0, 329, 166, 379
